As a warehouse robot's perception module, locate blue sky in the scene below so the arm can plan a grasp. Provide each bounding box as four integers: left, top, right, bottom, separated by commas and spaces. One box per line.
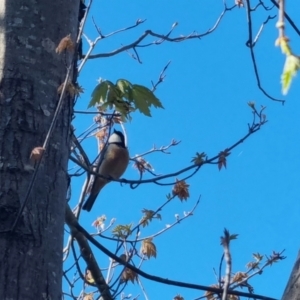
68, 1, 300, 299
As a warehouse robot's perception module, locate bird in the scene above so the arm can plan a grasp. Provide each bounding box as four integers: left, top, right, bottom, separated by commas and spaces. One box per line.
82, 129, 129, 212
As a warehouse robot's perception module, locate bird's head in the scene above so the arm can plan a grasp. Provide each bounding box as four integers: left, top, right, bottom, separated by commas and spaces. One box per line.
108, 130, 126, 147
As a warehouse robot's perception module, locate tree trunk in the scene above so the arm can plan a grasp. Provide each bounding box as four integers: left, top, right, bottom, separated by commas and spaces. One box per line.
0, 0, 79, 298
282, 251, 300, 300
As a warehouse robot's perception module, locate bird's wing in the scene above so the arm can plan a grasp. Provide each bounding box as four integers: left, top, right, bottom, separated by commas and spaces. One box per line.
86, 142, 108, 193
97, 144, 129, 178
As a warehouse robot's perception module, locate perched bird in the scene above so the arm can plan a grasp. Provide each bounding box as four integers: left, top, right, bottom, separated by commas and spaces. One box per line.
83, 130, 129, 212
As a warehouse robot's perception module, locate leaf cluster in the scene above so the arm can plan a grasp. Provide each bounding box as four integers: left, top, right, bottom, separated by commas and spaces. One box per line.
276, 36, 300, 95
88, 79, 164, 120
140, 209, 162, 227
112, 224, 133, 239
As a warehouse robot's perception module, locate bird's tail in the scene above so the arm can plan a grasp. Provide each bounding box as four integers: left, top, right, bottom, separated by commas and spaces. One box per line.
82, 194, 98, 212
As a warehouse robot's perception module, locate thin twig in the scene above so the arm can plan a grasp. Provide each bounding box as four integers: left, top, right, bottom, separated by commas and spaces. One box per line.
277, 0, 285, 39
10, 64, 73, 233
137, 277, 149, 300
65, 204, 113, 300
69, 111, 267, 187
218, 254, 225, 289
258, 0, 274, 11
133, 139, 180, 159
221, 229, 232, 300
78, 19, 146, 72
72, 220, 278, 300
244, 0, 285, 104
230, 250, 286, 290
252, 15, 276, 47
151, 61, 172, 93
97, 196, 199, 245
270, 0, 300, 36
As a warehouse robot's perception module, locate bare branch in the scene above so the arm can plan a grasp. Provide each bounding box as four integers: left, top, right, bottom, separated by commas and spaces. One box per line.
231, 250, 286, 290
258, 0, 274, 11
83, 3, 235, 62
96, 196, 200, 245
131, 197, 199, 242
72, 220, 278, 300
221, 229, 232, 300
68, 108, 267, 188
252, 15, 276, 47
151, 61, 172, 92
65, 205, 113, 300
78, 19, 146, 72
133, 138, 180, 159
244, 0, 285, 104
270, 0, 300, 36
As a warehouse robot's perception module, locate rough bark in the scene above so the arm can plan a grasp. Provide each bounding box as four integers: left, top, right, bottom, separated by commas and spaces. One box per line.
282, 251, 300, 300
0, 0, 79, 299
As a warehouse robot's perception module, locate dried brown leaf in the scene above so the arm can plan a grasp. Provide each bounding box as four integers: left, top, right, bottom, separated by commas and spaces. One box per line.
56, 34, 74, 54
173, 295, 184, 300
140, 209, 155, 227
133, 156, 154, 173
92, 215, 106, 228
228, 295, 239, 300
246, 261, 260, 270
95, 129, 107, 141
121, 268, 138, 283
235, 0, 244, 7
232, 271, 248, 283
218, 149, 231, 170
83, 293, 94, 300
253, 252, 264, 261
140, 209, 161, 227
57, 82, 80, 97
30, 147, 45, 163
141, 238, 157, 259
204, 284, 219, 300
172, 179, 190, 201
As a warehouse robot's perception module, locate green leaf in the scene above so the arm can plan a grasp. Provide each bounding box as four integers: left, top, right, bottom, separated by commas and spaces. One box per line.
107, 83, 123, 104
114, 100, 132, 118
88, 80, 164, 120
98, 102, 111, 111
132, 84, 164, 117
279, 38, 292, 56
88, 80, 111, 108
112, 224, 132, 238
132, 89, 151, 116
133, 85, 164, 108
116, 79, 133, 100
281, 55, 300, 95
